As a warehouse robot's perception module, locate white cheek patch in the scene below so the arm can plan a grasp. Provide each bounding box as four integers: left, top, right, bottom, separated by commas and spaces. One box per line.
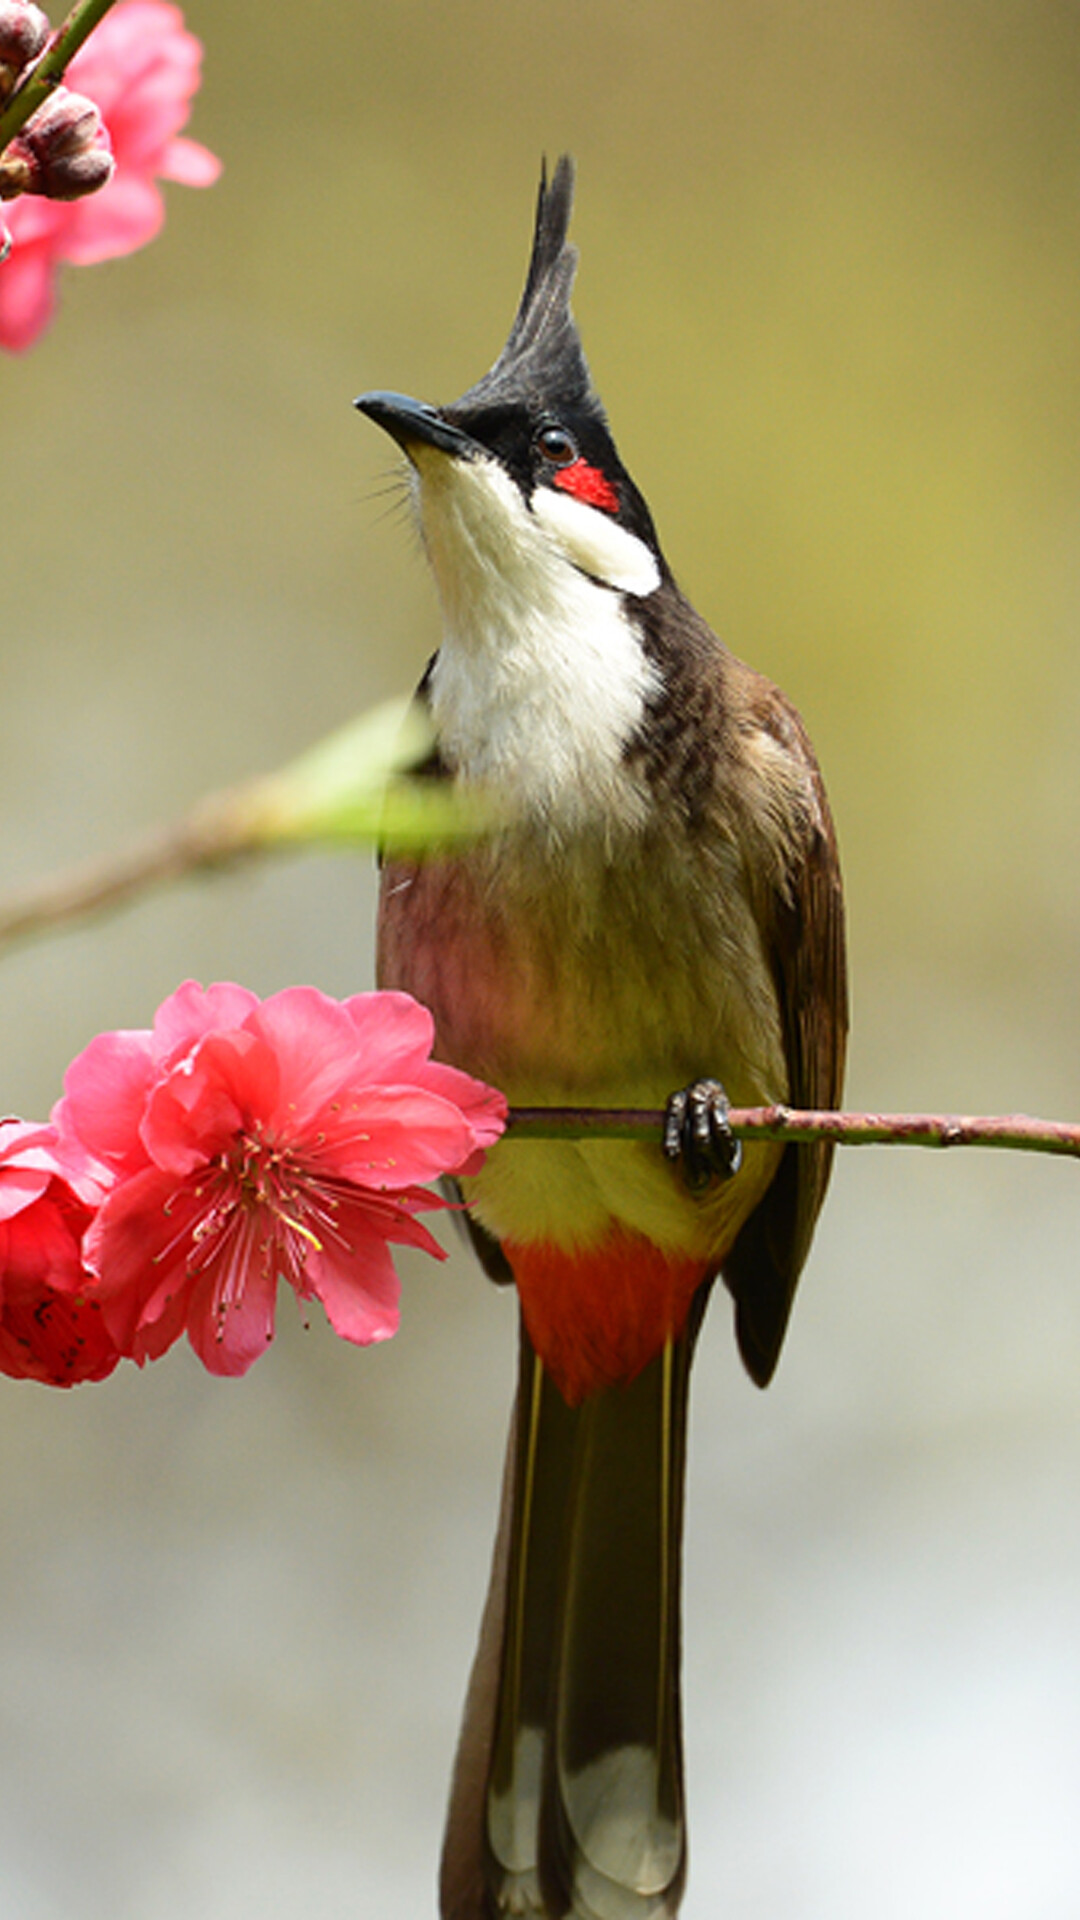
532, 486, 661, 598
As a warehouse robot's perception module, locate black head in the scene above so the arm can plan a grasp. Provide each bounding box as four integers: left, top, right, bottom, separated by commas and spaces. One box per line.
357, 158, 666, 571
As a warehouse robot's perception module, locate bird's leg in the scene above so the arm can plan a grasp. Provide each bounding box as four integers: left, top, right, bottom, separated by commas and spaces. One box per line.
663, 1079, 743, 1192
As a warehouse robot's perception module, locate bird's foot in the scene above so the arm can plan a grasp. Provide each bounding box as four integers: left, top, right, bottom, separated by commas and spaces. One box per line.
663, 1079, 742, 1192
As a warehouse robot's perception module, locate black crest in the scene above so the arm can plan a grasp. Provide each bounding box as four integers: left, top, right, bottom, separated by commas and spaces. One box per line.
452, 156, 598, 419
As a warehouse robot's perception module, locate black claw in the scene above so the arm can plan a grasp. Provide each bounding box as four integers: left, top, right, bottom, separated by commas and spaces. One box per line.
663, 1079, 742, 1192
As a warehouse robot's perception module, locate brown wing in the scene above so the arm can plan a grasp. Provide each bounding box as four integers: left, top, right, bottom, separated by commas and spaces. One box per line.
722, 700, 848, 1386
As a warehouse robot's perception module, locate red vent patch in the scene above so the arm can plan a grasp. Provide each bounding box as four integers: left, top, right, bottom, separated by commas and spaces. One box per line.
552, 458, 619, 515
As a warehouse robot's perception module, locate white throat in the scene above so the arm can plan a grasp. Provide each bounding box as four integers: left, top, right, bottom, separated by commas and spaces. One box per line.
411, 449, 661, 830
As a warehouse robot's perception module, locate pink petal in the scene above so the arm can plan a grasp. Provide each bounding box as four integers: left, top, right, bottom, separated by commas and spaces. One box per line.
70, 3, 203, 140
83, 1165, 189, 1304
0, 240, 59, 353
247, 988, 378, 1133
83, 1167, 219, 1367
126, 1287, 189, 1365
3, 195, 69, 246
140, 1028, 273, 1174
308, 1225, 402, 1346
0, 1121, 56, 1220
341, 990, 438, 1081
0, 1164, 52, 1221
1, 1193, 87, 1292
186, 1258, 277, 1377
0, 1119, 58, 1155
316, 1084, 489, 1186
62, 170, 164, 265
1, 1119, 109, 1212
151, 980, 261, 1061
88, 1172, 206, 1359
157, 135, 220, 187
341, 993, 507, 1156
411, 1060, 508, 1152
55, 1028, 155, 1172
373, 1197, 454, 1254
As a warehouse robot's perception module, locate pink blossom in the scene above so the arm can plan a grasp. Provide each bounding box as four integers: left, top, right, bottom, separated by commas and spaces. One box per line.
0, 1119, 121, 1385
54, 982, 507, 1377
0, 0, 220, 351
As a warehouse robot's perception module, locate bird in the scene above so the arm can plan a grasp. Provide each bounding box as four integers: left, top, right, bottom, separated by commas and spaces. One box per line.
356, 157, 847, 1920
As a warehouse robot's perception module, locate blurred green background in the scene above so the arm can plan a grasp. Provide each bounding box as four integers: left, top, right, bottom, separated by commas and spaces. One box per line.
2, 1, 1079, 1914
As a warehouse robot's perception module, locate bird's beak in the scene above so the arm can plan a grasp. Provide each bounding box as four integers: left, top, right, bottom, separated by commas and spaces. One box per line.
354, 390, 478, 461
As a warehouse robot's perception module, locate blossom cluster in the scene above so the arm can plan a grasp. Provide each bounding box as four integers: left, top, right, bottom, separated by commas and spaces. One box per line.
0, 983, 506, 1386
0, 10, 114, 210
0, 0, 219, 350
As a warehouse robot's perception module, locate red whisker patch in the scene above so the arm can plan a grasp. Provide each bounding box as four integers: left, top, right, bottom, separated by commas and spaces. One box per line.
552, 458, 619, 515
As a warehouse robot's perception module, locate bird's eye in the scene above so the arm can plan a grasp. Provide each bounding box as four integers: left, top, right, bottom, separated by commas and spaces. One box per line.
535, 425, 578, 467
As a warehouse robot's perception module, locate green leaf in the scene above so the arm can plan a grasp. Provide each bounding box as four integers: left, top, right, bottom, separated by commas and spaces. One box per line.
229, 699, 497, 851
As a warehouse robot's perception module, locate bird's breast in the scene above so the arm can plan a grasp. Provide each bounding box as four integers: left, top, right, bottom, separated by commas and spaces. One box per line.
378, 823, 783, 1108
377, 823, 786, 1308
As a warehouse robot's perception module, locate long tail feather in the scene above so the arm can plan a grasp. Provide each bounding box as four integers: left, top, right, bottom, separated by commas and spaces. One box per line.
441, 1309, 698, 1919
541, 1333, 691, 1920
441, 1329, 579, 1918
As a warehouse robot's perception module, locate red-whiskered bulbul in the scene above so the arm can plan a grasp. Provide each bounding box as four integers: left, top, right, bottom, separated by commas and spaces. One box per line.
356, 157, 847, 1920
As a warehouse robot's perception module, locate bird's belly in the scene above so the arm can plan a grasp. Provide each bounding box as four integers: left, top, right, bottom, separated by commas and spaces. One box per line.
378, 842, 786, 1259
380, 836, 783, 1083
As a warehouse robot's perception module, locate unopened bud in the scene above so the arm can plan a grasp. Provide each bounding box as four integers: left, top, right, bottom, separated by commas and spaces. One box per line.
0, 149, 31, 198
5, 86, 114, 200
0, 0, 49, 100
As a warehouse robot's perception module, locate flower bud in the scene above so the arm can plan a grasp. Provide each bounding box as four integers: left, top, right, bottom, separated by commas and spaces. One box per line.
0, 150, 30, 199
0, 0, 49, 100
4, 85, 114, 200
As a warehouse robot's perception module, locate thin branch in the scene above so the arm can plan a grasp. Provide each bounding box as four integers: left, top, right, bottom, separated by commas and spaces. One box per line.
507, 1105, 1080, 1160
0, 0, 118, 153
0, 800, 249, 949
0, 702, 490, 954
